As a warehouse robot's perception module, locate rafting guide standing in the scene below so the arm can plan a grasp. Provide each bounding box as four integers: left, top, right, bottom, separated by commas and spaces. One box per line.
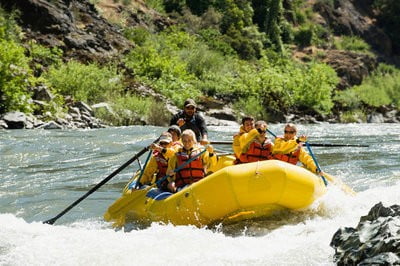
170, 98, 209, 145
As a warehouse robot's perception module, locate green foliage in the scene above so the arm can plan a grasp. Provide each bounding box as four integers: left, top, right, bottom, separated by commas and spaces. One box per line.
233, 96, 268, 120
27, 40, 63, 73
123, 29, 201, 104
94, 94, 169, 126
339, 110, 366, 123
146, 0, 165, 13
123, 26, 151, 46
0, 8, 22, 41
291, 62, 338, 114
198, 28, 236, 56
0, 39, 33, 113
333, 89, 362, 111
44, 61, 123, 104
334, 36, 371, 53
352, 63, 400, 107
294, 25, 313, 47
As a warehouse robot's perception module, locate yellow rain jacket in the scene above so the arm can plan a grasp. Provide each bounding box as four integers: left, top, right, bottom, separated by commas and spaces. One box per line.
232, 125, 247, 158
272, 137, 318, 174
140, 142, 182, 185
240, 128, 273, 153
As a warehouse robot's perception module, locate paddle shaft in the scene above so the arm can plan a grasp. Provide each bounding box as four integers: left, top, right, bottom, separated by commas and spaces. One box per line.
43, 146, 150, 225
305, 142, 328, 186
132, 150, 153, 189
210, 141, 368, 147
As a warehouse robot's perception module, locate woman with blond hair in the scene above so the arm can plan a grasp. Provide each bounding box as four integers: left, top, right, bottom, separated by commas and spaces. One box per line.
166, 129, 216, 192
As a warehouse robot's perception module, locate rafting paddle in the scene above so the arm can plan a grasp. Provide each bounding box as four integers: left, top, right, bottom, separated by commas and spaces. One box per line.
210, 140, 368, 147
43, 137, 160, 225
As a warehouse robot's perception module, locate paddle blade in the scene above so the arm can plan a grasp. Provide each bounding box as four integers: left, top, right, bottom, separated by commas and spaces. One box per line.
324, 173, 356, 195
104, 187, 151, 227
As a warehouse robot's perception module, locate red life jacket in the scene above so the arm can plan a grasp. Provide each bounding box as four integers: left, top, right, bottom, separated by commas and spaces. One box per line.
174, 149, 205, 188
240, 139, 273, 163
153, 150, 168, 179
273, 145, 301, 165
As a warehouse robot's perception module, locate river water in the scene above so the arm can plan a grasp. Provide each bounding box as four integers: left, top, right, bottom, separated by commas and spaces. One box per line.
1, 124, 399, 265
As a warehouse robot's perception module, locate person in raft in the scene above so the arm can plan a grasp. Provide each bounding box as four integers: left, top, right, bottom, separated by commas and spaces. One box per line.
166, 129, 216, 193
272, 123, 323, 175
134, 132, 174, 191
167, 125, 183, 148
238, 120, 273, 163
232, 116, 255, 164
169, 98, 209, 145
151, 125, 184, 159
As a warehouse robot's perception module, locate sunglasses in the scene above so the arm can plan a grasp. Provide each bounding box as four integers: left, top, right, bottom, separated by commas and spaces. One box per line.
159, 142, 170, 145
185, 106, 195, 110
284, 130, 296, 134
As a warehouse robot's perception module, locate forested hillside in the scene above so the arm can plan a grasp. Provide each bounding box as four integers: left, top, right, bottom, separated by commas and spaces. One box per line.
1, 0, 400, 129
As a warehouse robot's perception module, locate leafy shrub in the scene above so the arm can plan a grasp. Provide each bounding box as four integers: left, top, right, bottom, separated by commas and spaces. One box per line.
123, 26, 151, 46
27, 41, 63, 78
94, 94, 170, 126
340, 110, 366, 123
0, 8, 22, 41
45, 61, 123, 104
198, 28, 236, 56
334, 36, 371, 53
294, 25, 313, 47
233, 96, 268, 121
291, 62, 338, 114
333, 89, 362, 111
0, 39, 33, 113
146, 0, 165, 13
352, 64, 400, 107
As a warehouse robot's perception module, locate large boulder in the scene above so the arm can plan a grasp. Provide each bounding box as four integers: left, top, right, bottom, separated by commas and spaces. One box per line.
1, 112, 30, 129
321, 49, 377, 89
314, 0, 392, 56
330, 202, 400, 265
0, 0, 132, 62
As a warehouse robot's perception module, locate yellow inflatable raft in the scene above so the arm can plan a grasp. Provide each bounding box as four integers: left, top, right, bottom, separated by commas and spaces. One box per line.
104, 158, 327, 228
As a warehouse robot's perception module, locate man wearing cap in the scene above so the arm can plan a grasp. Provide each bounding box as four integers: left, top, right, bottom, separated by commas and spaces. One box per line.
170, 98, 209, 145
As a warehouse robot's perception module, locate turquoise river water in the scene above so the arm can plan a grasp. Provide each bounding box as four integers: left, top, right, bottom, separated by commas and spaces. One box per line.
1, 124, 399, 265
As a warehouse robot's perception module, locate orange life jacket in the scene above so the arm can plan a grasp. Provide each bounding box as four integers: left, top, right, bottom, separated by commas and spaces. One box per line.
240, 139, 273, 163
174, 149, 205, 188
273, 145, 301, 165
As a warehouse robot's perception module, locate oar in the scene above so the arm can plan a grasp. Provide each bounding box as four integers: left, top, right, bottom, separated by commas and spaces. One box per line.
43, 138, 160, 225
304, 142, 328, 186
210, 141, 368, 147
128, 149, 153, 190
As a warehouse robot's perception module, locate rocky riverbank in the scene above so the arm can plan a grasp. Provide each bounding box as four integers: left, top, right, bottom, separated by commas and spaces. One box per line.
331, 202, 400, 265
1, 0, 400, 129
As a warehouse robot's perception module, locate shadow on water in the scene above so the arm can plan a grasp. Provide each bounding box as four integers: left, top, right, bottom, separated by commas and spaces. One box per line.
210, 209, 323, 237
117, 209, 324, 237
